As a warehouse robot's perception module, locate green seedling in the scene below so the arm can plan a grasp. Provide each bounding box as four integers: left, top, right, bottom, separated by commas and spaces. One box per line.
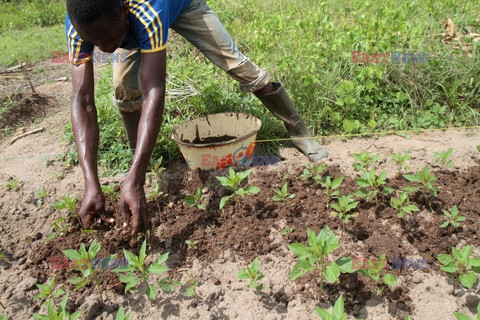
62, 239, 105, 304
453, 301, 480, 320
358, 253, 397, 296
46, 217, 71, 242
440, 206, 466, 229
0, 253, 4, 260
185, 240, 198, 251
34, 275, 65, 309
183, 187, 207, 210
301, 163, 327, 181
101, 184, 118, 201
437, 245, 480, 291
281, 226, 294, 236
115, 239, 172, 304
288, 226, 355, 296
390, 192, 420, 219
355, 169, 393, 203
0, 312, 6, 320
50, 194, 80, 225
477, 146, 480, 153
319, 176, 343, 207
315, 295, 347, 320
216, 167, 260, 211
149, 156, 167, 181
6, 179, 21, 191
434, 147, 454, 169
390, 151, 411, 174
403, 165, 438, 200
272, 183, 296, 202
182, 273, 199, 299
330, 195, 359, 223
352, 151, 380, 172
33, 294, 82, 320
146, 183, 165, 201
237, 258, 265, 291
405, 316, 412, 320
37, 187, 47, 207
115, 307, 130, 320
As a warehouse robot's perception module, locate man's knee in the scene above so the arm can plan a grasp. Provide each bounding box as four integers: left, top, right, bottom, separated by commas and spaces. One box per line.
112, 95, 143, 113
226, 59, 272, 93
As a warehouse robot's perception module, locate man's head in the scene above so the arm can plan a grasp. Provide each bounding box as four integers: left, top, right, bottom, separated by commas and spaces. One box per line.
67, 0, 129, 53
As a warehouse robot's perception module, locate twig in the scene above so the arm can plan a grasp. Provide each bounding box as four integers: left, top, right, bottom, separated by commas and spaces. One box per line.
9, 127, 44, 145
0, 300, 4, 309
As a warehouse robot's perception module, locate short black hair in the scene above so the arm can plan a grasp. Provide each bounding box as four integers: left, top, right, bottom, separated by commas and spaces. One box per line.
67, 0, 124, 25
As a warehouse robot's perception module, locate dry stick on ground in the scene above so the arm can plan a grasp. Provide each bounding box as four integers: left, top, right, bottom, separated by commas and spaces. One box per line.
0, 300, 4, 309
10, 127, 45, 145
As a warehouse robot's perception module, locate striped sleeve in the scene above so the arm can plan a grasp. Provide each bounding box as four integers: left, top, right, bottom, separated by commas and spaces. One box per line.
65, 14, 94, 65
129, 0, 168, 53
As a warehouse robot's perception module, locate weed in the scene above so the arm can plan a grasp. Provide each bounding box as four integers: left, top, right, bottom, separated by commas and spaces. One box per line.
0, 312, 6, 320
301, 163, 327, 181
440, 206, 466, 229
272, 183, 296, 202
390, 192, 420, 218
115, 239, 172, 304
390, 151, 411, 174
453, 302, 479, 320
46, 217, 71, 242
50, 194, 80, 225
330, 195, 359, 223
33, 294, 82, 320
0, 253, 3, 260
101, 184, 118, 201
5, 179, 21, 191
281, 226, 294, 236
115, 307, 130, 320
182, 273, 199, 299
237, 258, 265, 291
434, 148, 454, 169
37, 187, 47, 207
34, 275, 65, 309
352, 151, 380, 172
185, 240, 198, 251
355, 169, 393, 203
319, 176, 343, 208
289, 226, 355, 296
216, 167, 260, 211
146, 183, 165, 201
62, 239, 105, 304
358, 253, 397, 295
403, 165, 438, 202
315, 295, 347, 320
437, 245, 480, 291
183, 187, 207, 210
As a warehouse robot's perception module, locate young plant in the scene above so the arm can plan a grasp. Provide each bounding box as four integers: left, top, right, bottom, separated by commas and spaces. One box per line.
437, 245, 480, 290
115, 307, 130, 320
5, 179, 21, 191
182, 273, 199, 299
0, 253, 4, 260
33, 294, 82, 320
281, 226, 294, 236
390, 192, 420, 219
37, 187, 47, 207
46, 217, 71, 242
390, 151, 411, 174
330, 195, 359, 223
352, 151, 380, 172
354, 169, 393, 203
272, 183, 296, 202
288, 227, 355, 296
440, 206, 466, 229
315, 295, 347, 320
237, 258, 265, 291
216, 167, 260, 211
183, 187, 207, 210
34, 275, 65, 309
434, 147, 454, 169
115, 239, 171, 304
319, 176, 343, 207
185, 240, 198, 251
101, 184, 119, 201
358, 253, 397, 296
403, 165, 438, 200
0, 312, 6, 320
62, 239, 105, 304
301, 163, 327, 181
50, 194, 80, 225
453, 301, 479, 320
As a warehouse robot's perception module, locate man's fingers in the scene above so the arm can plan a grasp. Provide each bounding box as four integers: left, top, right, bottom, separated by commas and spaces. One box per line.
79, 210, 92, 229
141, 208, 151, 233
130, 205, 141, 237
99, 211, 115, 224
120, 200, 131, 228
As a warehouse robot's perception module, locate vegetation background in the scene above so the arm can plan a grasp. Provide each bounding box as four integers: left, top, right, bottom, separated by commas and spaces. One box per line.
0, 0, 478, 175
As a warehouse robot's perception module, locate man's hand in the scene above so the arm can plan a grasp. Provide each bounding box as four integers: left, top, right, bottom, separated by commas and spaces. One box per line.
79, 188, 115, 228
119, 179, 150, 236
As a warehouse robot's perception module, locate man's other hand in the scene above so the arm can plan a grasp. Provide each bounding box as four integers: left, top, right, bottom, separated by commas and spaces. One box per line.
119, 179, 151, 236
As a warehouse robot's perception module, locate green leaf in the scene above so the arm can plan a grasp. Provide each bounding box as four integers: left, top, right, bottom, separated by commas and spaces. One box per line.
123, 249, 140, 267
441, 261, 459, 273
289, 259, 314, 281
139, 239, 147, 265
146, 285, 158, 300
219, 195, 232, 210
314, 307, 334, 320
439, 221, 450, 228
383, 274, 397, 287
453, 313, 473, 320
332, 295, 345, 319
336, 257, 355, 274
62, 249, 82, 261
460, 246, 472, 261
459, 271, 477, 289
251, 258, 259, 273
148, 264, 169, 275
245, 186, 260, 195
237, 270, 250, 279
437, 254, 455, 265
158, 277, 181, 293
324, 262, 341, 283
88, 239, 101, 258
288, 243, 312, 260
331, 177, 344, 189
115, 307, 126, 320
468, 258, 480, 267
68, 277, 85, 285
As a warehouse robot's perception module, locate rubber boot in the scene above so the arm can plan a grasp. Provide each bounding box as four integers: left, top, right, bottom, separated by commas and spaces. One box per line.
120, 110, 141, 151
256, 82, 329, 161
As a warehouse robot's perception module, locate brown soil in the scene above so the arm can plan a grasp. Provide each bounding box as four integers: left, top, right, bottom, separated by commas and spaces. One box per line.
0, 92, 50, 130
182, 135, 237, 144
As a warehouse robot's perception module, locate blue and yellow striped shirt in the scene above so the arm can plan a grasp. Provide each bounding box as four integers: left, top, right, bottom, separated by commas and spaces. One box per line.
66, 0, 192, 64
